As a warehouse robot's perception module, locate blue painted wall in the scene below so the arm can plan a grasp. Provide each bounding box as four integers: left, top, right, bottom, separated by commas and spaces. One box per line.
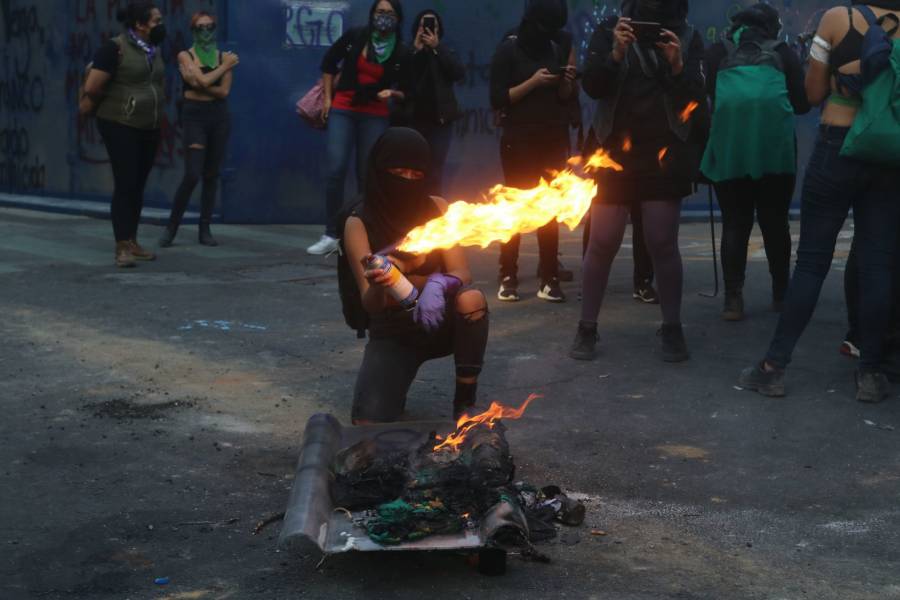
3, 0, 834, 223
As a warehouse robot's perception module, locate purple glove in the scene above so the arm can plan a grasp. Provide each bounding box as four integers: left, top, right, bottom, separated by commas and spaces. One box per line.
413, 274, 463, 332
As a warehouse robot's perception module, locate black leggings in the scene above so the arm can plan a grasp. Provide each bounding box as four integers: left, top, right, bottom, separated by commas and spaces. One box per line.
715, 175, 794, 299
97, 119, 160, 242
582, 200, 684, 325
498, 132, 568, 282
169, 100, 231, 226
352, 290, 489, 422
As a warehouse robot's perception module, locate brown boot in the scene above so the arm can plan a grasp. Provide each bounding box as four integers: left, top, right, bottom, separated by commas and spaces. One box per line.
128, 239, 156, 261
115, 241, 136, 268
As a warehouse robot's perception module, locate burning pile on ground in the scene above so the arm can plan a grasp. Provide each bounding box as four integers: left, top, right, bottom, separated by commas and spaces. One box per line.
332, 396, 584, 548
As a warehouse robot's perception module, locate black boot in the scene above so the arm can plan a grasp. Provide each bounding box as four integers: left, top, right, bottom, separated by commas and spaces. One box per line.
158, 224, 178, 248
722, 289, 744, 321
199, 222, 218, 246
659, 323, 690, 363
453, 381, 477, 420
569, 321, 599, 361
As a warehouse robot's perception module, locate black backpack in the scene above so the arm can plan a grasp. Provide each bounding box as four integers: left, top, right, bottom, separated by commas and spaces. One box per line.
720, 37, 785, 72
335, 202, 369, 339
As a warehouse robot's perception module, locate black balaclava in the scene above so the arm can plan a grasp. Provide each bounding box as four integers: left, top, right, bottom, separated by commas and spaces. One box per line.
622, 0, 689, 32
852, 0, 900, 11
518, 0, 568, 59
730, 3, 781, 40
360, 128, 440, 250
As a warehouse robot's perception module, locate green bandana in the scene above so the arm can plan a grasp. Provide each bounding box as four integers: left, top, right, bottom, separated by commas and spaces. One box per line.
370, 31, 396, 64
731, 25, 748, 45
193, 30, 218, 69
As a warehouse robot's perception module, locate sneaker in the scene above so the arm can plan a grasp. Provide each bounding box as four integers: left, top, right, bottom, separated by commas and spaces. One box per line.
115, 241, 136, 269
738, 362, 785, 397
537, 278, 566, 303
840, 339, 861, 359
722, 291, 745, 322
497, 276, 520, 302
633, 282, 660, 304
569, 321, 599, 361
128, 239, 156, 261
855, 369, 890, 403
307, 235, 339, 255
658, 323, 690, 363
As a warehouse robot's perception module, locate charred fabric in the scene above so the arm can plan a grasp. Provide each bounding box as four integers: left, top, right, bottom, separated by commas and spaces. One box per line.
332, 422, 585, 550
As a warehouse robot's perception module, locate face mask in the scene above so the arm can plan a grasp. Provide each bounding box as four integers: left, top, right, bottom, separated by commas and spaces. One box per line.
149, 23, 166, 45
194, 29, 215, 47
372, 14, 398, 33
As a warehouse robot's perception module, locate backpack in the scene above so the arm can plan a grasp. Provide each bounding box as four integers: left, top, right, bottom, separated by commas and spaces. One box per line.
336, 202, 369, 339
700, 34, 795, 183
840, 6, 900, 166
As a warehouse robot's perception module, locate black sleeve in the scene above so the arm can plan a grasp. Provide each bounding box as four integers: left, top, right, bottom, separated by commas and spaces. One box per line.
582, 21, 621, 99
321, 28, 358, 75
435, 44, 466, 83
666, 30, 707, 101
778, 44, 811, 115
705, 42, 726, 106
489, 41, 516, 111
92, 39, 120, 75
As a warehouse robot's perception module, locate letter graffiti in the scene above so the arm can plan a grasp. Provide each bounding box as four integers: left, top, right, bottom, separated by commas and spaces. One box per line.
0, 0, 46, 191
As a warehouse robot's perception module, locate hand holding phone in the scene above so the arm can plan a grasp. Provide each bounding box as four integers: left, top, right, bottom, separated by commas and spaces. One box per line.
423, 15, 437, 34
630, 21, 664, 45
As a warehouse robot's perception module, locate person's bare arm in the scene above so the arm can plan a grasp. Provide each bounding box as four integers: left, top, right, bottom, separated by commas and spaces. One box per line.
806, 7, 842, 105
179, 51, 238, 90
344, 216, 393, 314
79, 69, 111, 115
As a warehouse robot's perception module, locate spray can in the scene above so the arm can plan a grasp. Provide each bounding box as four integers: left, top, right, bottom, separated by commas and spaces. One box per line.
366, 255, 419, 309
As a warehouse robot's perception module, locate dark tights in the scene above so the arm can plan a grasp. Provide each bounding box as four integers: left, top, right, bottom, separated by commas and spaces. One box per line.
582, 200, 684, 325
168, 100, 230, 227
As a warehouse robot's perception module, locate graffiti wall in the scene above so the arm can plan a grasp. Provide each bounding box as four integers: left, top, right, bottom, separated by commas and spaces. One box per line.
4, 0, 836, 223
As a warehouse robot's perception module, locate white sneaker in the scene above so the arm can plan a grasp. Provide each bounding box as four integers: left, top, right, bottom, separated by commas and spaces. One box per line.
306, 235, 339, 255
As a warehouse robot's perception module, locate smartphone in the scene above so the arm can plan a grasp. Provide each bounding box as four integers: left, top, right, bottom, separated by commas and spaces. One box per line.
548, 65, 583, 79
630, 20, 663, 45
423, 15, 437, 34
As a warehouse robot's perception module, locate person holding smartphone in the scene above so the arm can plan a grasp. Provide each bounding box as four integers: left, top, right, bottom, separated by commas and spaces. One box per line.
489, 0, 578, 304
571, 0, 705, 362
399, 10, 465, 196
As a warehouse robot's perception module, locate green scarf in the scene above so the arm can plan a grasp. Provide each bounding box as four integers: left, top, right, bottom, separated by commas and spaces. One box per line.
193, 30, 218, 69
370, 31, 396, 64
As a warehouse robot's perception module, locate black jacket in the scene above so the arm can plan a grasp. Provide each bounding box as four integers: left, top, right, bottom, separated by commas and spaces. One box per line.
400, 43, 466, 126
321, 27, 410, 104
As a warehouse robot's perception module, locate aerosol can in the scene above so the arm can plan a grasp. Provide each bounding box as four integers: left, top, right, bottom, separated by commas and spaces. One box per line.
365, 255, 419, 309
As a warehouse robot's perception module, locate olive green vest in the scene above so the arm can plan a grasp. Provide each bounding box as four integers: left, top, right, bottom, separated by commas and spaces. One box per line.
96, 34, 165, 130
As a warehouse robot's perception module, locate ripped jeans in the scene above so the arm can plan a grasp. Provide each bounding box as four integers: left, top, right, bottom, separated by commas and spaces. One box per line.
352, 289, 489, 422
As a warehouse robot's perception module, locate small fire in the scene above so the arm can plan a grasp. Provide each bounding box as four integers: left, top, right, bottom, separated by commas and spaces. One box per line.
658, 147, 669, 164
622, 136, 633, 153
679, 101, 700, 124
433, 394, 541, 453
395, 151, 622, 255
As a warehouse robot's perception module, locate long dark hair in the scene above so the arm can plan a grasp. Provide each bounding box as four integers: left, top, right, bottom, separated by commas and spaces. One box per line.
368, 0, 404, 40
116, 1, 157, 27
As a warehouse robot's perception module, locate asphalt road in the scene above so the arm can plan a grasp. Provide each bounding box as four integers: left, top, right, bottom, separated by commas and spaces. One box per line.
1, 207, 897, 600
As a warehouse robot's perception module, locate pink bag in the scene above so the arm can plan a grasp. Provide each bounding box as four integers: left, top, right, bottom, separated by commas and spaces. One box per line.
297, 79, 328, 129
296, 74, 340, 130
